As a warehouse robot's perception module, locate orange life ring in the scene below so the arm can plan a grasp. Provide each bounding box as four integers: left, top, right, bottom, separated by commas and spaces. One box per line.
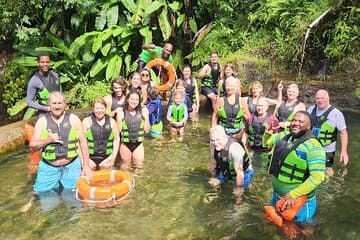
146, 58, 176, 92
264, 195, 307, 227
76, 170, 134, 201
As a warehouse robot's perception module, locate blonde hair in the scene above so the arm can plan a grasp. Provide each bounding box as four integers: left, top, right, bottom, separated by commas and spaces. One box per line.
249, 81, 264, 96
172, 90, 184, 100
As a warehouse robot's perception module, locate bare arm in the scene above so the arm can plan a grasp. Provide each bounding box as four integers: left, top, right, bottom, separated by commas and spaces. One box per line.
29, 117, 60, 150
211, 98, 222, 127
339, 128, 349, 166
142, 107, 150, 133
71, 114, 91, 177
230, 143, 245, 188
198, 64, 210, 79
142, 43, 156, 50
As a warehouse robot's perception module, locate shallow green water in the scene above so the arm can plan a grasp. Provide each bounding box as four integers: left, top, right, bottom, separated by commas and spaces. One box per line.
0, 112, 359, 240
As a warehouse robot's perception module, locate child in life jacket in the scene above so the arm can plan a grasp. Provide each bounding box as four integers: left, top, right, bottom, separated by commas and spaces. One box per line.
167, 90, 188, 137
147, 87, 163, 137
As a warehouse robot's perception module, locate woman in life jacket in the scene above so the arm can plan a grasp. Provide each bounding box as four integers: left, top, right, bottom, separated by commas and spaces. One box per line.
243, 81, 282, 114
103, 77, 127, 118
117, 89, 150, 171
218, 62, 241, 98
275, 83, 306, 130
128, 72, 147, 105
178, 65, 200, 121
212, 76, 250, 143
140, 68, 156, 104
82, 98, 120, 170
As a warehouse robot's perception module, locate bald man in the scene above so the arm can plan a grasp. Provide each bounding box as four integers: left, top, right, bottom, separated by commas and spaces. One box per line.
208, 125, 254, 194
307, 89, 349, 171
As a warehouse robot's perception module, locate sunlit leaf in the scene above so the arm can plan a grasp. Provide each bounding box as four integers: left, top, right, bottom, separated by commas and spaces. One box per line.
107, 5, 119, 27
168, 1, 182, 11
146, 1, 164, 15
101, 42, 112, 56
106, 55, 122, 81
120, 0, 135, 13
90, 58, 106, 77
158, 8, 172, 40
189, 18, 198, 33
92, 34, 103, 53
176, 14, 185, 28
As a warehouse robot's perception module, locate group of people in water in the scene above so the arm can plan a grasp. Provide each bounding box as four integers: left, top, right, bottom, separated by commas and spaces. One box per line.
25, 44, 349, 232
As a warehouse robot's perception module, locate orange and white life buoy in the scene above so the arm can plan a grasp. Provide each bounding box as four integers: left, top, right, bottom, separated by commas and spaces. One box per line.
146, 58, 176, 92
76, 170, 134, 207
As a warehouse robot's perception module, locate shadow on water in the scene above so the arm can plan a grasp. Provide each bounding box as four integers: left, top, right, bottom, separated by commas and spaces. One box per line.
0, 111, 359, 239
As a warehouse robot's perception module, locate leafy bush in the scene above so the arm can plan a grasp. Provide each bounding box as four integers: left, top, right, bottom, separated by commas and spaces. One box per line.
65, 81, 110, 109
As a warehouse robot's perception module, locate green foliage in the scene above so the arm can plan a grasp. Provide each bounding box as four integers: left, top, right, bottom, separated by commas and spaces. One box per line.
0, 62, 32, 108
66, 81, 110, 109
324, 6, 360, 61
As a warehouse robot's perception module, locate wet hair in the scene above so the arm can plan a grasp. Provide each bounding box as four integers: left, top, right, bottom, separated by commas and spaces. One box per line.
124, 88, 142, 112
224, 62, 235, 75
93, 98, 107, 108
129, 72, 141, 87
148, 87, 159, 101
248, 81, 264, 96
111, 77, 127, 96
37, 52, 50, 61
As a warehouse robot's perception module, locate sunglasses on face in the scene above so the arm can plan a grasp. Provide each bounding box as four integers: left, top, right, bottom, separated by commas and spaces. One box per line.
141, 73, 149, 77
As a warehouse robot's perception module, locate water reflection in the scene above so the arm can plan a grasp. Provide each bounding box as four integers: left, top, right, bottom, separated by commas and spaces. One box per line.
0, 112, 359, 239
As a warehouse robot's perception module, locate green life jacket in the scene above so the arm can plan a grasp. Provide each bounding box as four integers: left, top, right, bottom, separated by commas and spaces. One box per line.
269, 131, 315, 184
201, 63, 220, 88
41, 112, 78, 161
214, 138, 250, 179
170, 103, 186, 122
35, 71, 60, 106
218, 94, 245, 134
86, 114, 114, 162
248, 113, 271, 149
276, 101, 299, 122
310, 106, 337, 146
121, 109, 144, 143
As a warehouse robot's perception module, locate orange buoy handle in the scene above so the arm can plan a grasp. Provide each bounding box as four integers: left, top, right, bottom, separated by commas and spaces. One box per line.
146, 58, 176, 92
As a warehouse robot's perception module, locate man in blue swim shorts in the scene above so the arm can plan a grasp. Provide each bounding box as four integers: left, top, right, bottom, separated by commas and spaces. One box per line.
30, 91, 92, 194
208, 125, 254, 196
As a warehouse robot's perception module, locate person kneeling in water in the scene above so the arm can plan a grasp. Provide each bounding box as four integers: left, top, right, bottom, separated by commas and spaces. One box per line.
208, 125, 254, 196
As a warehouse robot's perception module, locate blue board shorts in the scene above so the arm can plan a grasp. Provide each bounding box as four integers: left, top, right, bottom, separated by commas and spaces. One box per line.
33, 157, 82, 193
216, 168, 254, 189
270, 192, 317, 223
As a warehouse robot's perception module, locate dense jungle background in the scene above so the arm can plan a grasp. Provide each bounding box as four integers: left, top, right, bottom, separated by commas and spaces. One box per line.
0, 0, 359, 124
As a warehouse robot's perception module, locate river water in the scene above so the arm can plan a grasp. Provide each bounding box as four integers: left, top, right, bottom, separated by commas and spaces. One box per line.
0, 111, 359, 240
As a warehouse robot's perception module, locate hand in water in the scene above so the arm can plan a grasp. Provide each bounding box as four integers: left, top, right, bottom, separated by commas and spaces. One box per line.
208, 178, 221, 187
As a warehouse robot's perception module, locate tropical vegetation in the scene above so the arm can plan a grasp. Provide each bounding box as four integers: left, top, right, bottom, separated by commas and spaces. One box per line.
0, 0, 359, 117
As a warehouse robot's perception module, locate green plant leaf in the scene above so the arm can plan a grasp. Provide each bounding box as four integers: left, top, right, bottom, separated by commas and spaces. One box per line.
45, 32, 69, 54
101, 42, 112, 56
8, 98, 27, 116
92, 33, 103, 53
122, 40, 130, 52
90, 58, 107, 77
107, 5, 119, 28
95, 8, 107, 30
124, 54, 132, 74
35, 47, 62, 53
176, 14, 185, 28
69, 32, 97, 58
158, 7, 172, 40
106, 55, 122, 81
12, 56, 37, 66
168, 1, 182, 11
112, 26, 124, 37
146, 1, 164, 15
139, 26, 152, 44
102, 29, 113, 42
120, 0, 135, 13
52, 60, 68, 69
131, 0, 146, 24
189, 18, 198, 33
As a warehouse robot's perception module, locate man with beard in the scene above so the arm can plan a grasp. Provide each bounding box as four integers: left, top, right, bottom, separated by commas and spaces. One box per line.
26, 52, 60, 116
136, 42, 173, 71
265, 111, 326, 223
